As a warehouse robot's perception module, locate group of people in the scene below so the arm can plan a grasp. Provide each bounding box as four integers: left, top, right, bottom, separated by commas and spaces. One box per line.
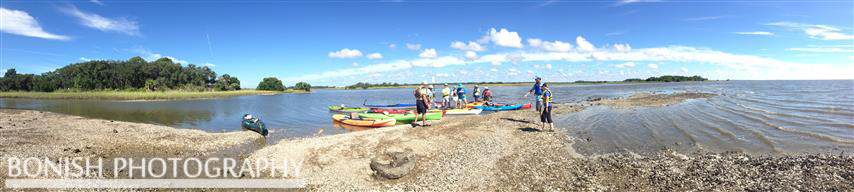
412, 77, 554, 132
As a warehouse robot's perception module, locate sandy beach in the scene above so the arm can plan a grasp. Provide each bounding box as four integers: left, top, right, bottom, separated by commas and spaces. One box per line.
1, 92, 851, 191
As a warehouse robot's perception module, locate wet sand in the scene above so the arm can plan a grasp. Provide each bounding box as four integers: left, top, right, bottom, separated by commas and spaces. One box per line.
1, 92, 852, 191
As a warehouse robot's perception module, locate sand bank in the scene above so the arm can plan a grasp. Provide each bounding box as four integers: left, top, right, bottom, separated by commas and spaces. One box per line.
1, 92, 851, 191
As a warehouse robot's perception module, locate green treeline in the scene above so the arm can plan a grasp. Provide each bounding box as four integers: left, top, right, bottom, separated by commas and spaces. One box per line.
0, 57, 244, 92
624, 75, 708, 82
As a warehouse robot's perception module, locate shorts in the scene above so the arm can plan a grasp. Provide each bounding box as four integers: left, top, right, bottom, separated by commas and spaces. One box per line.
459, 95, 466, 100
443, 96, 450, 102
540, 105, 553, 123
534, 96, 543, 111
416, 100, 428, 113
473, 95, 481, 100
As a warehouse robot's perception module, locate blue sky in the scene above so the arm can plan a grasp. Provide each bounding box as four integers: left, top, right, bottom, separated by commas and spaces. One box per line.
1, 0, 852, 87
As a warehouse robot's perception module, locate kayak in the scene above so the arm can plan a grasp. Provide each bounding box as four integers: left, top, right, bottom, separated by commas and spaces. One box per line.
241, 118, 269, 136
332, 114, 397, 127
370, 108, 414, 114
328, 106, 370, 113
475, 104, 524, 111
358, 112, 443, 123
465, 102, 516, 108
428, 108, 483, 115
363, 103, 417, 108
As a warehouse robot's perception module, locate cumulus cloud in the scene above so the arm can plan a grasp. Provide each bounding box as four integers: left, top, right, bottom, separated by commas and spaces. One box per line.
419, 48, 438, 58
328, 48, 363, 58
60, 6, 140, 36
733, 31, 774, 36
527, 38, 543, 47
464, 51, 478, 60
490, 68, 499, 72
576, 36, 595, 52
450, 41, 485, 51
406, 43, 422, 50
352, 62, 359, 66
0, 7, 70, 40
486, 28, 523, 48
613, 44, 632, 52
388, 43, 397, 49
647, 63, 659, 69
131, 48, 189, 64
542, 40, 572, 52
767, 22, 854, 40
615, 62, 637, 68
545, 63, 553, 70
204, 62, 216, 67
367, 52, 383, 59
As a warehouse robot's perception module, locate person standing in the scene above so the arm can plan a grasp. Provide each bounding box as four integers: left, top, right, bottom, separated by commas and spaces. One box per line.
523, 77, 544, 112
540, 83, 554, 132
482, 87, 492, 102
456, 84, 467, 109
442, 84, 451, 109
428, 85, 436, 107
414, 82, 431, 126
472, 85, 481, 102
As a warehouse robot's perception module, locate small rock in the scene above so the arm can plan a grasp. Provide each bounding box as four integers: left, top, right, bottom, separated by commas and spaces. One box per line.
72, 149, 81, 153
113, 129, 119, 133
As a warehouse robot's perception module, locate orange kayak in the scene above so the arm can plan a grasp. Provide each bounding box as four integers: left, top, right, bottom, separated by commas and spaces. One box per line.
332, 114, 397, 127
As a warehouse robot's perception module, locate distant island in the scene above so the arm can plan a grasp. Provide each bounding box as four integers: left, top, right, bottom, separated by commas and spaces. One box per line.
0, 56, 310, 100
341, 75, 710, 89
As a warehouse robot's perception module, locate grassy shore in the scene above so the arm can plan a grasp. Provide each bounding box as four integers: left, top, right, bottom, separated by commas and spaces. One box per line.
0, 89, 303, 100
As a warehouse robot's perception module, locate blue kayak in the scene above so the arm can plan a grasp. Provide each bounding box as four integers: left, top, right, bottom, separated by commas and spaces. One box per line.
475, 104, 524, 111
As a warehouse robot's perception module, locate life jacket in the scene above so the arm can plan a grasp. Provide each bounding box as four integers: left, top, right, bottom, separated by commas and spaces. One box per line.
484, 90, 492, 97
542, 90, 554, 105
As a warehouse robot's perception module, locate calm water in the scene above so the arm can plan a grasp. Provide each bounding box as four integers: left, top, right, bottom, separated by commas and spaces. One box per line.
1, 80, 852, 155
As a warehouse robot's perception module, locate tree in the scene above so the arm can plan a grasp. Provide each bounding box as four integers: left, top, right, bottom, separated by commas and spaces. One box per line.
294, 82, 311, 91
213, 74, 241, 91
257, 77, 285, 91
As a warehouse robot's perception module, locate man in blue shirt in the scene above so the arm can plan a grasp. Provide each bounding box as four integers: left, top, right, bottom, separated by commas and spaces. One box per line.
523, 77, 543, 112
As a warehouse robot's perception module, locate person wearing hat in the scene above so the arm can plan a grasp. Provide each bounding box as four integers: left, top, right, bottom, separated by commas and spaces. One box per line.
455, 83, 467, 109
523, 77, 544, 112
427, 85, 436, 107
482, 86, 493, 103
441, 84, 451, 109
414, 82, 431, 126
472, 85, 481, 102
540, 83, 555, 132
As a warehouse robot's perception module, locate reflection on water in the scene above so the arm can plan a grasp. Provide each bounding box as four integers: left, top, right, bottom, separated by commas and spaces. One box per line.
1, 80, 852, 155
561, 80, 854, 155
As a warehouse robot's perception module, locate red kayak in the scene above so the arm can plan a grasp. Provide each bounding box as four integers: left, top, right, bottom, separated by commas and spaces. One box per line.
369, 108, 414, 114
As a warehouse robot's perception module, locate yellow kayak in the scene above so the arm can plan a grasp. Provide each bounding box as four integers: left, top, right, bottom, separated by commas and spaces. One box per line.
332, 114, 397, 127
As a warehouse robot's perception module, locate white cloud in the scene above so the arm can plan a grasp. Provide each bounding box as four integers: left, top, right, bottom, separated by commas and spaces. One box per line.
367, 52, 383, 59
542, 41, 572, 52
614, 0, 662, 6
131, 48, 189, 64
464, 51, 478, 60
527, 38, 543, 47
615, 62, 637, 68
486, 28, 523, 48
435, 73, 450, 77
647, 63, 659, 69
60, 6, 140, 36
684, 15, 728, 21
406, 43, 421, 50
419, 48, 438, 58
90, 0, 105, 5
388, 43, 397, 49
606, 31, 626, 36
681, 67, 689, 73
352, 62, 359, 66
785, 47, 853, 53
733, 31, 774, 36
545, 63, 553, 70
613, 43, 632, 52
328, 48, 363, 58
450, 41, 485, 51
204, 62, 216, 67
80, 57, 91, 61
767, 22, 854, 40
0, 7, 70, 40
576, 36, 595, 52
490, 68, 498, 72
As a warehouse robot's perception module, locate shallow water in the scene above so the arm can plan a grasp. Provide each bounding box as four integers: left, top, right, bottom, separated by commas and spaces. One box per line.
1, 80, 852, 155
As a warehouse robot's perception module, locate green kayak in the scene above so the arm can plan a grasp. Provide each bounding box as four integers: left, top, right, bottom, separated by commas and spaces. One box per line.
328, 106, 370, 113
358, 112, 443, 123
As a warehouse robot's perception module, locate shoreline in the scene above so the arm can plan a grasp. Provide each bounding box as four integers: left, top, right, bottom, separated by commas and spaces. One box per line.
0, 92, 851, 191
0, 89, 306, 101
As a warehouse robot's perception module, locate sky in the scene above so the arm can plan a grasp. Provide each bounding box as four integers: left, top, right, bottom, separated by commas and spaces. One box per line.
0, 0, 852, 87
